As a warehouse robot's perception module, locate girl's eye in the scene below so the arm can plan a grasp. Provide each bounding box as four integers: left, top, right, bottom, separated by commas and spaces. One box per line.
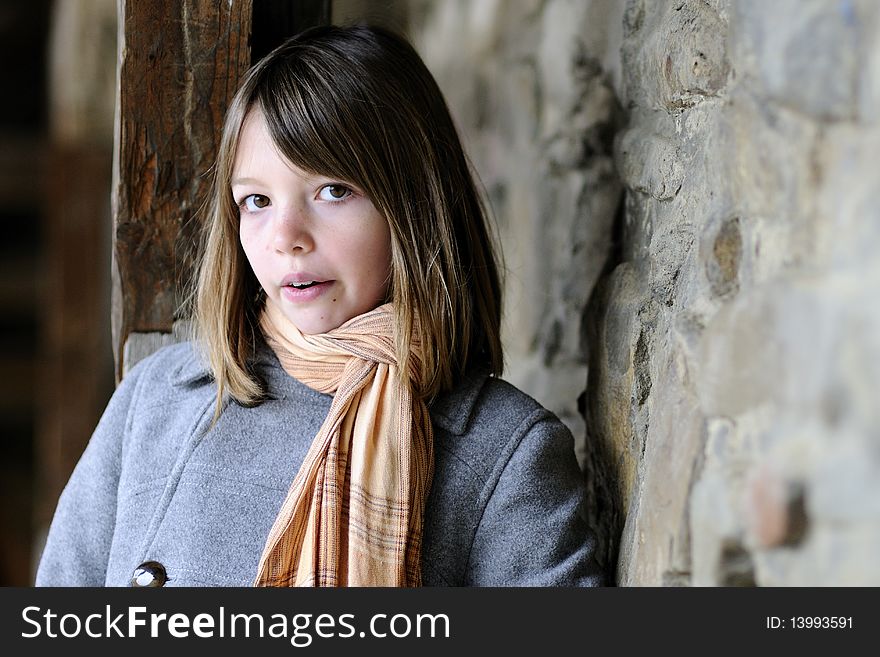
317, 184, 352, 202
240, 194, 270, 212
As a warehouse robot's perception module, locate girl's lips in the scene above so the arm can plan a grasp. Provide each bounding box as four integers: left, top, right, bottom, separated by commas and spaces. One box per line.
281, 271, 326, 287
280, 280, 334, 303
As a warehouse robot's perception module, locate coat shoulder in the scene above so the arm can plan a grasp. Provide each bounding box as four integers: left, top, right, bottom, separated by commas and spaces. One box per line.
423, 375, 594, 586
123, 340, 212, 390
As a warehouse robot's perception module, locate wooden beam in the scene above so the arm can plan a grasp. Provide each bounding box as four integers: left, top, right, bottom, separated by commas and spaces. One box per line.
111, 0, 252, 379
112, 0, 333, 379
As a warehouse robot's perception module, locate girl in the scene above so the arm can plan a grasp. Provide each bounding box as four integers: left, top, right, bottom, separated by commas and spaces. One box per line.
36, 25, 604, 587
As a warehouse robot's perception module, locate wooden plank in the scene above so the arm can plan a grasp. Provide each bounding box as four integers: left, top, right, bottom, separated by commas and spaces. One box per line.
0, 253, 39, 313
111, 0, 252, 379
30, 0, 117, 581
35, 145, 116, 530
0, 133, 46, 211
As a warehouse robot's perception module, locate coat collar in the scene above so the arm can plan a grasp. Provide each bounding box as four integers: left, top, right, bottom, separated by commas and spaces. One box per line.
170, 342, 487, 436
429, 367, 489, 436
169, 344, 213, 387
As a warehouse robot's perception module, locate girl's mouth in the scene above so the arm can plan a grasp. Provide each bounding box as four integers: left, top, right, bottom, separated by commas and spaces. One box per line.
280, 280, 333, 302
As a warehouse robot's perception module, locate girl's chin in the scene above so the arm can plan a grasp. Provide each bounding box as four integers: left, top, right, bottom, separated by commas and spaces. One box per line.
275, 297, 384, 335
281, 309, 348, 336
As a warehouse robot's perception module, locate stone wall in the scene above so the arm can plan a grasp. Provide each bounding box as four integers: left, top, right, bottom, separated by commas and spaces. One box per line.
409, 0, 625, 472
410, 0, 880, 585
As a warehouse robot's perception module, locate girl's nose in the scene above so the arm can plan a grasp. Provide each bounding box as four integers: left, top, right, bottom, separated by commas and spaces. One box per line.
271, 205, 314, 254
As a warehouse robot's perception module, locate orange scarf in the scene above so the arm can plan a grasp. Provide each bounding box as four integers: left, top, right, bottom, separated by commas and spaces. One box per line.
254, 299, 433, 586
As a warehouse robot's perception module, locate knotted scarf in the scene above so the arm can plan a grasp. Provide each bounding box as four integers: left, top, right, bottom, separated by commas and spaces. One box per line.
254, 299, 434, 586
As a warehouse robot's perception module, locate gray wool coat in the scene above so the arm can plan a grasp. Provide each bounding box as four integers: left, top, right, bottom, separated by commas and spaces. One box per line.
36, 341, 604, 587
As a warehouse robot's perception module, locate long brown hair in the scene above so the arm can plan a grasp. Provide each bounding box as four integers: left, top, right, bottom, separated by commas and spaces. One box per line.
192, 24, 503, 411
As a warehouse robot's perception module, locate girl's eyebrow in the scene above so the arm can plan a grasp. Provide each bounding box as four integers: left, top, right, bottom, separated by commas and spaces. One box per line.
231, 173, 331, 186
231, 177, 261, 187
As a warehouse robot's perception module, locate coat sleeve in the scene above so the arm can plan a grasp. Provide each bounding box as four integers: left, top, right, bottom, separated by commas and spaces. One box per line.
464, 411, 606, 586
35, 358, 147, 586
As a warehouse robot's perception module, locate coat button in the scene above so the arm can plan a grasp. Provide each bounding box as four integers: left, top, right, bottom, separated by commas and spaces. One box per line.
131, 561, 168, 587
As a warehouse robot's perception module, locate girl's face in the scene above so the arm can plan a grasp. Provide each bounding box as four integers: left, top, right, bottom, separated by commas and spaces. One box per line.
233, 109, 392, 334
